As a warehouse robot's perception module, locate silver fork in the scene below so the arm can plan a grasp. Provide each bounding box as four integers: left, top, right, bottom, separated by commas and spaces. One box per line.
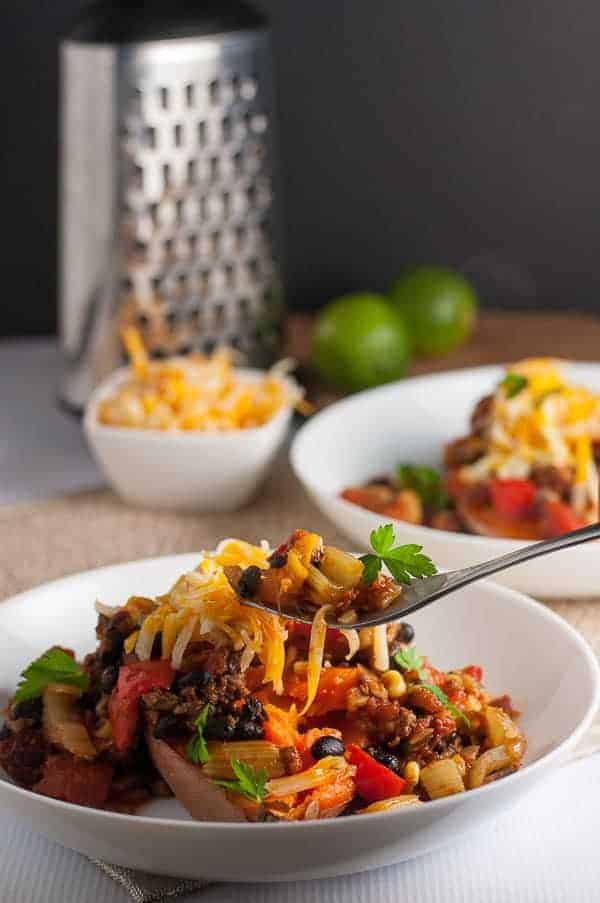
237, 522, 600, 628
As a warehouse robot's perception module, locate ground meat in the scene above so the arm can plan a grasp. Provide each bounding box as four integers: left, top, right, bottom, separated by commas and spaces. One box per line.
444, 435, 487, 469
406, 686, 444, 714
33, 754, 114, 808
408, 717, 463, 767
0, 726, 48, 787
531, 465, 573, 500
360, 698, 417, 746
280, 746, 303, 774
470, 394, 494, 436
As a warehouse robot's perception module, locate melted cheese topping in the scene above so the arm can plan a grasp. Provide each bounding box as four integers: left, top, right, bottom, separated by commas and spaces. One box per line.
462, 358, 600, 514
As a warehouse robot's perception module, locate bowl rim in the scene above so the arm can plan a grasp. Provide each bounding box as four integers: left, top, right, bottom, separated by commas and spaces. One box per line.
1, 551, 598, 833
84, 365, 297, 443
290, 359, 600, 553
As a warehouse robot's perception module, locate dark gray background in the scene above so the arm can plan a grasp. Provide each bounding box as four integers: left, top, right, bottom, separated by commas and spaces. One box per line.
2, 1, 599, 336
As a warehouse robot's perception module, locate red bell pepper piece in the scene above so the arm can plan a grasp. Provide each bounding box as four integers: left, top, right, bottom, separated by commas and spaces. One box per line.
462, 665, 483, 682
346, 744, 408, 803
540, 499, 584, 538
489, 478, 536, 519
109, 660, 174, 752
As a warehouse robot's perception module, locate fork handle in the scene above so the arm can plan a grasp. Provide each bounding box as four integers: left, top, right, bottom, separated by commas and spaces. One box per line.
443, 521, 600, 593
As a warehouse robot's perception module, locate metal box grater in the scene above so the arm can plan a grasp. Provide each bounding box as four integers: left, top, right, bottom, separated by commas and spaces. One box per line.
59, 1, 283, 411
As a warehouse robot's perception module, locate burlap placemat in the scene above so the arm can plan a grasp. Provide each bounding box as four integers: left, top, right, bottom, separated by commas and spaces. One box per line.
1, 447, 599, 653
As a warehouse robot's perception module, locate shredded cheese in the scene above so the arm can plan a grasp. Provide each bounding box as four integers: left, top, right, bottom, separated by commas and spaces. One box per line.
97, 328, 303, 432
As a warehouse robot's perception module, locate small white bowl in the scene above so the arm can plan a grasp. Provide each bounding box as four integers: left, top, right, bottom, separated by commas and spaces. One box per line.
0, 553, 597, 880
84, 367, 295, 512
291, 362, 600, 597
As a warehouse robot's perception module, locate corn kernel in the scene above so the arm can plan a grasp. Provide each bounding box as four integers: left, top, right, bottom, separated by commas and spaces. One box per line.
404, 760, 420, 786
381, 669, 407, 699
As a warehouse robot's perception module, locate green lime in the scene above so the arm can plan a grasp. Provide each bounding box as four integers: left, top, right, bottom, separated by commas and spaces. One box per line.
388, 266, 478, 356
312, 293, 411, 392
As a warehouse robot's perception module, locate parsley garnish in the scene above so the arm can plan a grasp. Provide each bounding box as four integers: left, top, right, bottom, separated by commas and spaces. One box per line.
420, 682, 471, 730
214, 759, 268, 803
500, 372, 528, 399
396, 464, 449, 512
186, 705, 210, 764
360, 524, 437, 585
393, 646, 426, 680
14, 648, 90, 703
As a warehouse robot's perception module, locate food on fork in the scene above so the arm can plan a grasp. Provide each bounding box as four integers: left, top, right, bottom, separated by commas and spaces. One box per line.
0, 530, 526, 821
342, 358, 600, 540
96, 327, 304, 432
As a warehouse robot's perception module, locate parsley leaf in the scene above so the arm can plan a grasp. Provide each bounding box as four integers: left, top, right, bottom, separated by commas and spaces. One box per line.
186, 705, 210, 764
419, 682, 471, 730
14, 648, 90, 703
393, 646, 426, 680
360, 525, 437, 586
214, 759, 268, 803
500, 372, 528, 399
396, 464, 449, 512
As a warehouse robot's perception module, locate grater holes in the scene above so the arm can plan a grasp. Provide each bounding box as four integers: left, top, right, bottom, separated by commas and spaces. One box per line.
145, 126, 157, 149
210, 157, 220, 182
149, 202, 159, 224
159, 86, 169, 110
229, 334, 243, 350
187, 160, 196, 185
134, 165, 144, 190
199, 269, 211, 293
188, 234, 198, 256
212, 231, 221, 255
198, 121, 207, 146
233, 151, 243, 177
246, 185, 256, 209
175, 198, 184, 224
165, 307, 178, 327
235, 226, 247, 250
247, 258, 259, 280
151, 275, 163, 293
208, 80, 219, 105
221, 116, 232, 142
163, 237, 174, 258
222, 191, 231, 219
174, 123, 183, 147
238, 297, 251, 320
185, 83, 195, 108
203, 338, 217, 355
136, 310, 150, 328
240, 76, 257, 101
224, 264, 235, 289
214, 303, 226, 329
162, 163, 171, 190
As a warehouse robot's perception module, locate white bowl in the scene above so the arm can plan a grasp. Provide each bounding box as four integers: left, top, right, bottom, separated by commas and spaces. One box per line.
84, 367, 295, 512
0, 553, 597, 881
291, 362, 600, 597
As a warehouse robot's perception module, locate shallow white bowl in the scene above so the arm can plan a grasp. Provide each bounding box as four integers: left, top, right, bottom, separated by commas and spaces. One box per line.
84, 367, 295, 512
291, 362, 600, 597
0, 554, 597, 881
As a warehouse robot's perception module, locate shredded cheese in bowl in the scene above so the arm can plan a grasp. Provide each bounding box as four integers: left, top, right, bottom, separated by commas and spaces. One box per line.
96, 328, 305, 432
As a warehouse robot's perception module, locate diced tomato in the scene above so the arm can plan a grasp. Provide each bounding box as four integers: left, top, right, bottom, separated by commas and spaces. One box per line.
489, 478, 536, 519
346, 745, 408, 803
462, 665, 483, 682
109, 660, 174, 752
540, 499, 584, 538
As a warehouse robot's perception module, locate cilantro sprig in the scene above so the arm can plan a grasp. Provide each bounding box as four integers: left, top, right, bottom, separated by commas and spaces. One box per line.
186, 705, 210, 765
360, 524, 437, 586
392, 645, 471, 730
214, 759, 268, 803
419, 682, 471, 730
14, 648, 90, 703
393, 646, 426, 680
396, 464, 449, 512
500, 372, 528, 399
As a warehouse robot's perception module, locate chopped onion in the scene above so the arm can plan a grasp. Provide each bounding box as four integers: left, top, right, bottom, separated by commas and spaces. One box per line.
341, 628, 360, 661
94, 599, 120, 618
372, 624, 390, 672
266, 756, 348, 798
42, 685, 97, 760
171, 615, 198, 670
357, 795, 421, 814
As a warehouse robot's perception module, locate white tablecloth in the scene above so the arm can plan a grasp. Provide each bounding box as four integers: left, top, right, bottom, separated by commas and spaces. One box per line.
1, 339, 599, 902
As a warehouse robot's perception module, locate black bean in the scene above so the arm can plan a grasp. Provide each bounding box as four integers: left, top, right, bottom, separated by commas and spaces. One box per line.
0, 723, 12, 740
12, 698, 42, 722
205, 715, 236, 741
399, 622, 415, 644
311, 736, 345, 759
236, 720, 264, 740
176, 669, 211, 691
100, 665, 119, 693
366, 746, 401, 773
101, 629, 124, 664
153, 714, 180, 740
268, 551, 288, 569
242, 697, 263, 719
238, 566, 262, 599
